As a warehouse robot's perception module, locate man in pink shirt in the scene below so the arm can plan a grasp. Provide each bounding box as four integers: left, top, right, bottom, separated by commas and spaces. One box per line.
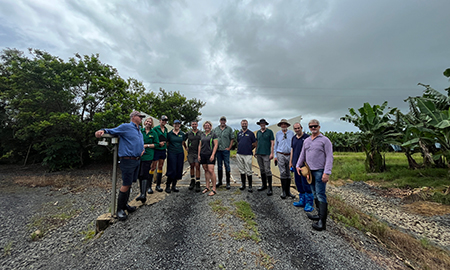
296, 119, 333, 231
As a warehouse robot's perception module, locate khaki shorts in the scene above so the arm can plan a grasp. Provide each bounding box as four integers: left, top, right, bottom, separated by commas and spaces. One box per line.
188, 153, 199, 164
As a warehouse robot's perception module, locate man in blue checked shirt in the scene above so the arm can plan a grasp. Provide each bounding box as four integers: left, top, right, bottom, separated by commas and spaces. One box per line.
274, 119, 295, 199
95, 111, 145, 221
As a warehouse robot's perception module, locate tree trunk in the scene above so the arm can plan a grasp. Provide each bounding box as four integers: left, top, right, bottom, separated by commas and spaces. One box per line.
405, 151, 420, 169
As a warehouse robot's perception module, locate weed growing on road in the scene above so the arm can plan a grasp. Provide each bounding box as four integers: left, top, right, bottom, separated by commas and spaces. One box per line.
3, 241, 13, 256
233, 201, 260, 243
329, 194, 450, 269
252, 249, 276, 270
209, 199, 230, 218
80, 221, 96, 242
28, 199, 81, 240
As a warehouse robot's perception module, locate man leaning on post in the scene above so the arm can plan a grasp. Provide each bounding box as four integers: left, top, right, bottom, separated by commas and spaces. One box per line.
95, 111, 145, 221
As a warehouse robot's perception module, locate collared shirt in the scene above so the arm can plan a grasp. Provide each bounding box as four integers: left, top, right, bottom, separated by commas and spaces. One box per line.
274, 129, 295, 158
104, 122, 144, 157
141, 128, 159, 161
213, 125, 235, 151
256, 129, 274, 155
187, 129, 203, 155
200, 132, 218, 155
237, 129, 256, 155
167, 130, 187, 154
153, 125, 168, 150
291, 133, 310, 165
296, 133, 333, 175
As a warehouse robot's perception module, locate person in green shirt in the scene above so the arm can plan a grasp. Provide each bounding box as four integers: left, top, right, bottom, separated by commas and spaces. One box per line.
213, 116, 234, 189
150, 115, 169, 192
255, 119, 275, 196
166, 120, 187, 193
136, 117, 159, 203
198, 121, 219, 196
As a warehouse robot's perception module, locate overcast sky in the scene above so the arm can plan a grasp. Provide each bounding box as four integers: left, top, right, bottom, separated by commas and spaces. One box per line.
1, 0, 449, 132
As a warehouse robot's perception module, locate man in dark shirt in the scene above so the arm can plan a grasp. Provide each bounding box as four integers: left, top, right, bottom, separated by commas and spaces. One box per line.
236, 120, 256, 192
187, 121, 203, 192
95, 111, 145, 221
289, 122, 313, 211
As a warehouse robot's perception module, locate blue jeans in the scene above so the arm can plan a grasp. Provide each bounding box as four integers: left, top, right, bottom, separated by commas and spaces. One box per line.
294, 169, 312, 194
119, 159, 140, 186
311, 169, 327, 203
216, 150, 231, 172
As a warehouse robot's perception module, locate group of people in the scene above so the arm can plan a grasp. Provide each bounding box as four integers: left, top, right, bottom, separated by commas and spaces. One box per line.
95, 111, 333, 231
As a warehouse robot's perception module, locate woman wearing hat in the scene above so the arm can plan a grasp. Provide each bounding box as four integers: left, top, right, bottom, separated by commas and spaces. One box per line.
165, 120, 187, 193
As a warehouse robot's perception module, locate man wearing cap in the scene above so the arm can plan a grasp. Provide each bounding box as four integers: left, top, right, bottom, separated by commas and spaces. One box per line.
236, 119, 257, 192
214, 116, 235, 189
296, 119, 333, 231
255, 119, 275, 196
95, 111, 145, 221
151, 115, 169, 192
290, 122, 313, 212
187, 121, 203, 192
274, 119, 295, 199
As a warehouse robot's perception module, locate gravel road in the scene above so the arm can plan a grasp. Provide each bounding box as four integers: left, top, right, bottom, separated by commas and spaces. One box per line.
0, 161, 415, 270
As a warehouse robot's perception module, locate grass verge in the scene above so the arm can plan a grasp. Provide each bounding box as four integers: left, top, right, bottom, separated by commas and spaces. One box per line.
329, 194, 450, 269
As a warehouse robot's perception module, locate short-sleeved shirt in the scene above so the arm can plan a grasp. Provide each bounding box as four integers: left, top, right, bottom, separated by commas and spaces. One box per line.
187, 130, 203, 155
200, 132, 218, 155
141, 128, 160, 161
291, 133, 310, 164
153, 125, 168, 150
213, 125, 234, 151
237, 129, 256, 155
256, 129, 274, 155
167, 130, 187, 154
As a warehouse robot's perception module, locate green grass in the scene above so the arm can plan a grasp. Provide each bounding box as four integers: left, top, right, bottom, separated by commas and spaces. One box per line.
332, 152, 450, 190
3, 241, 13, 256
233, 201, 260, 242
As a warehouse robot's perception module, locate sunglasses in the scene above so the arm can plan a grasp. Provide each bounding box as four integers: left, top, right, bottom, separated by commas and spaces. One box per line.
283, 133, 287, 139
309, 125, 319, 129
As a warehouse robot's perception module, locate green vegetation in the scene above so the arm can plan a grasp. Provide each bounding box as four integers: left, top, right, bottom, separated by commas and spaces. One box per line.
233, 201, 260, 242
80, 221, 96, 241
252, 249, 276, 269
209, 199, 230, 218
0, 48, 205, 170
328, 194, 450, 269
332, 152, 450, 190
28, 200, 81, 240
3, 241, 13, 256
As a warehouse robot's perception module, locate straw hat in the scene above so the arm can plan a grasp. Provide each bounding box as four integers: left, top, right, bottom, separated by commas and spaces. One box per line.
277, 119, 290, 127
300, 162, 313, 184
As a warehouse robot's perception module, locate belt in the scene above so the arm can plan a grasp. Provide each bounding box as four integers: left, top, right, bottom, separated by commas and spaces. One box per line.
120, 156, 140, 160
277, 152, 290, 156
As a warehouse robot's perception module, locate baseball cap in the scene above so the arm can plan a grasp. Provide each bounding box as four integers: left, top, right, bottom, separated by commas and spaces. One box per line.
130, 111, 145, 118
161, 115, 169, 121
220, 116, 227, 121
174, 119, 181, 124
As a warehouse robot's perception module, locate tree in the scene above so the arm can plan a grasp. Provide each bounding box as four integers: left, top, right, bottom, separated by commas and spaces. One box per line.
341, 102, 399, 172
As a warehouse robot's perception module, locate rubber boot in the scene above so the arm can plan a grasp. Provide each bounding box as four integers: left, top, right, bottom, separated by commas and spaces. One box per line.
189, 179, 195, 190
247, 175, 253, 193
286, 179, 296, 199
147, 173, 154, 194
303, 193, 314, 212
307, 198, 321, 220
117, 191, 128, 221
239, 174, 246, 190
293, 193, 305, 207
267, 175, 273, 196
136, 179, 148, 203
125, 189, 136, 213
257, 173, 267, 191
165, 178, 172, 193
155, 172, 163, 192
216, 170, 223, 188
312, 202, 328, 231
195, 180, 201, 192
171, 179, 179, 192
280, 178, 286, 199
225, 171, 231, 190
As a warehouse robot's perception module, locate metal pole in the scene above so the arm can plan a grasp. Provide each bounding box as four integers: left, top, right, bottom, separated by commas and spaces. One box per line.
111, 143, 118, 216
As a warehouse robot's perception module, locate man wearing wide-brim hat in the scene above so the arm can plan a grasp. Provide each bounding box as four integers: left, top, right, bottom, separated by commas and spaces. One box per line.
274, 119, 296, 199
296, 119, 334, 231
255, 119, 275, 196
